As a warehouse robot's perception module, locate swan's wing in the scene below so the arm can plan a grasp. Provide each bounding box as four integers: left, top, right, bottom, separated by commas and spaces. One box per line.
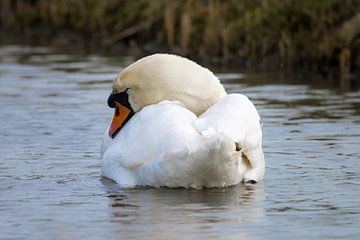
196, 94, 261, 149
101, 101, 202, 169
195, 94, 265, 181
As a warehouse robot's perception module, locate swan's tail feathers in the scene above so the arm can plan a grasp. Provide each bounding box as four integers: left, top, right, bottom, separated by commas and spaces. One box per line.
136, 134, 244, 188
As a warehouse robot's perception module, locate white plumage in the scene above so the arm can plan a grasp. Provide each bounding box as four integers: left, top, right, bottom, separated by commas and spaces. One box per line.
101, 54, 264, 188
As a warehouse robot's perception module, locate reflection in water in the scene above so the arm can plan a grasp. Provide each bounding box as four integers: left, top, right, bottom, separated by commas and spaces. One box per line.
0, 45, 360, 239
103, 178, 265, 239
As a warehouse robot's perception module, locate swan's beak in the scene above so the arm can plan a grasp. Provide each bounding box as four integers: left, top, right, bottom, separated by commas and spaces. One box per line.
107, 90, 134, 138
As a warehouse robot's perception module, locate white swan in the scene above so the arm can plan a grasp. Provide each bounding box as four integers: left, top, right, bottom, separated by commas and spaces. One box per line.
101, 54, 264, 188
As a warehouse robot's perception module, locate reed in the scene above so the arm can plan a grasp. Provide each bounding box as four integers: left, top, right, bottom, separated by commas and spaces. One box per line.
1, 0, 359, 73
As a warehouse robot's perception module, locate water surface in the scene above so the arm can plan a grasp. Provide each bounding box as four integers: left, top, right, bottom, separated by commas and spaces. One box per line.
0, 46, 359, 239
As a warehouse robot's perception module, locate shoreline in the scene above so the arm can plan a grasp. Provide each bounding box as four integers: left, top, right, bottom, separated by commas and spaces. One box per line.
1, 30, 357, 76
1, 36, 358, 91
1, 0, 359, 79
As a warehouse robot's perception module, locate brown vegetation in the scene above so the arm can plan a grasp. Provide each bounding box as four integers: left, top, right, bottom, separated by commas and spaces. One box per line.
1, 0, 359, 74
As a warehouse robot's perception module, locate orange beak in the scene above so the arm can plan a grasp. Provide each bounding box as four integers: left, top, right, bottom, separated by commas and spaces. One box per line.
109, 102, 132, 138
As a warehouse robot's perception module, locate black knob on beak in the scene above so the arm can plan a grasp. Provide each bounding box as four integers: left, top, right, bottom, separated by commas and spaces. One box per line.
107, 89, 132, 109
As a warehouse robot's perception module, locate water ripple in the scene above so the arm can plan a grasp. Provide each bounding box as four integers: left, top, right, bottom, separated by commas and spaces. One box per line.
0, 45, 359, 240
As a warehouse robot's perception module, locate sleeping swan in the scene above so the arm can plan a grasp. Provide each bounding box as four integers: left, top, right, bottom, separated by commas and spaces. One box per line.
101, 54, 264, 188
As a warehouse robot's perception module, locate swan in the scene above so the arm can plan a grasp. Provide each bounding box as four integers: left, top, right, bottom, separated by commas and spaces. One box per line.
101, 54, 264, 188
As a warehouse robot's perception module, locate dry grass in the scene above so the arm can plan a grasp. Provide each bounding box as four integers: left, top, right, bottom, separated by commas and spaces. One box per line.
1, 0, 359, 73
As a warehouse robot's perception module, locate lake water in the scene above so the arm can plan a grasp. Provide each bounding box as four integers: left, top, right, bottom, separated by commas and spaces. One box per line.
0, 45, 359, 240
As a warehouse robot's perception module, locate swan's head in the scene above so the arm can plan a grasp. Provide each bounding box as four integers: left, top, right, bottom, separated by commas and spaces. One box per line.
107, 54, 226, 138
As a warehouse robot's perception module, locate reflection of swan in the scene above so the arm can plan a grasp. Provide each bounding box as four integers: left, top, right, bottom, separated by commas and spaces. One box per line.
102, 178, 265, 239
101, 54, 264, 188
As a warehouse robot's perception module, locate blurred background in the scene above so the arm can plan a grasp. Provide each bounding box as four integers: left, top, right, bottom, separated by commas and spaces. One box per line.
1, 0, 359, 78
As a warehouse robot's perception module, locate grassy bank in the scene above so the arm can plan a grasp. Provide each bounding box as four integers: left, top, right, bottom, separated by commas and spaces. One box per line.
1, 0, 359, 75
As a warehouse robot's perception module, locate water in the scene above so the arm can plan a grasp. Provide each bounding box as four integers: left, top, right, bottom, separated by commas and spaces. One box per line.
0, 45, 359, 240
